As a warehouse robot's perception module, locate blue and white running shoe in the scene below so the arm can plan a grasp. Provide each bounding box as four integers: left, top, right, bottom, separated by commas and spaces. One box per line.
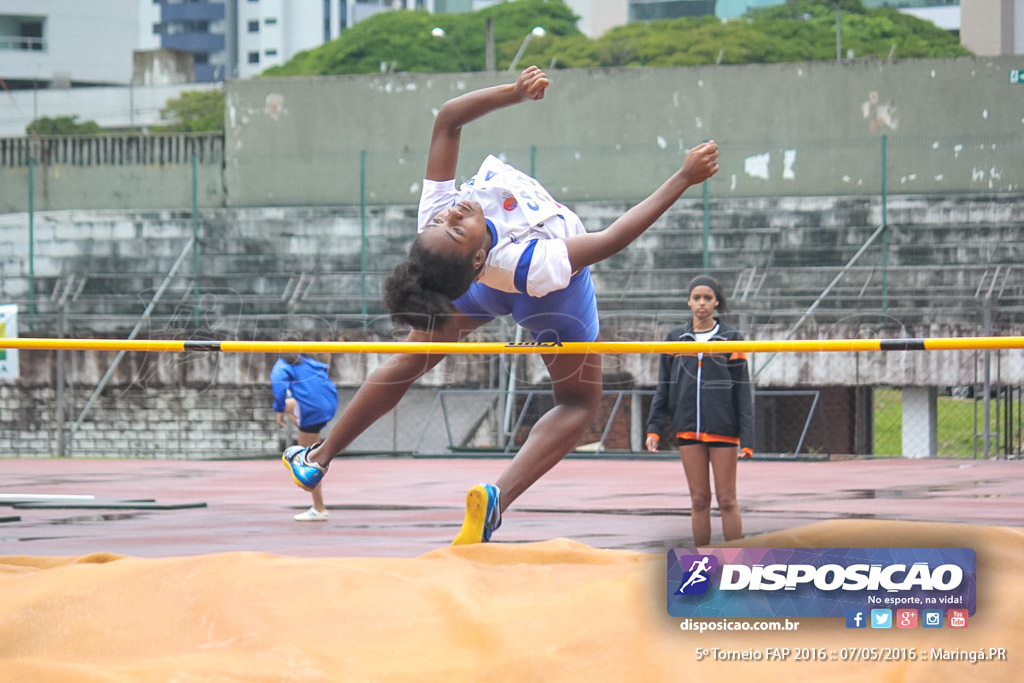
282, 444, 327, 492
452, 483, 502, 545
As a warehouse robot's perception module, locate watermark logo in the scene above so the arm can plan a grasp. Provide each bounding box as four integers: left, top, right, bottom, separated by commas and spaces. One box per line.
675, 555, 718, 595
667, 548, 976, 619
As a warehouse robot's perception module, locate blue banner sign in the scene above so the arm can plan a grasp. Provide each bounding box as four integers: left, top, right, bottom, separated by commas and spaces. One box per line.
667, 547, 976, 618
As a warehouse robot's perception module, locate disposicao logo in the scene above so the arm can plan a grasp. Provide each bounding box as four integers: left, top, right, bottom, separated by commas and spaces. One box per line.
674, 555, 719, 595
667, 548, 976, 619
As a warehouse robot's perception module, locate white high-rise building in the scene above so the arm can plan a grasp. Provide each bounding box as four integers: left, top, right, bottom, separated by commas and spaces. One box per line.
1, 0, 141, 88
234, 0, 412, 78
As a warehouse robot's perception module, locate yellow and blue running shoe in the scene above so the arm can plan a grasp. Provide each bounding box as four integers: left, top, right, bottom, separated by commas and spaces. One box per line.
282, 444, 327, 492
452, 483, 502, 545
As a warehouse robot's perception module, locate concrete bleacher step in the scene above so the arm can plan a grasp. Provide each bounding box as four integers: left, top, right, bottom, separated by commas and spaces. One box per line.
3, 193, 1023, 334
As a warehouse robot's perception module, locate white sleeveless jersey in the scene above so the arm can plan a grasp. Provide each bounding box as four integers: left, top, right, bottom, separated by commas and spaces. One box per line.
417, 155, 587, 297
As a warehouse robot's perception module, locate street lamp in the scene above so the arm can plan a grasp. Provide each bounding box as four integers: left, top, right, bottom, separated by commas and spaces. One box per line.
431, 27, 470, 72
507, 26, 546, 73
835, 4, 842, 62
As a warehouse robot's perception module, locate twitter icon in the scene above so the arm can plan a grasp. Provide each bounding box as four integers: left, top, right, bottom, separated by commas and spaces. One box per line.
871, 609, 893, 629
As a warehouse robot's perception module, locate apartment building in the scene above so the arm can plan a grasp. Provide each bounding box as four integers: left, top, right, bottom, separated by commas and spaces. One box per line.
1, 0, 142, 88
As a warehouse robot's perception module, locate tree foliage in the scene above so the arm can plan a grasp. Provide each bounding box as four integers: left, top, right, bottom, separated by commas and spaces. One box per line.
156, 89, 225, 132
264, 0, 581, 76
26, 116, 102, 136
747, 0, 972, 61
262, 0, 970, 77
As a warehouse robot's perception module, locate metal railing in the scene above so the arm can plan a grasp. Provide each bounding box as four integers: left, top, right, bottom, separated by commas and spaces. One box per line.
0, 133, 224, 168
0, 37, 46, 51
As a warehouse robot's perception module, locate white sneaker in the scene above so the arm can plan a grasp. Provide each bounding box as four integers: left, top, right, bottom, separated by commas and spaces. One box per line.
294, 507, 329, 522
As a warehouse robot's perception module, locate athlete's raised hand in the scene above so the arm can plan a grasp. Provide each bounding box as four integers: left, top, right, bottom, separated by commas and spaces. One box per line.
515, 65, 549, 102
680, 140, 720, 187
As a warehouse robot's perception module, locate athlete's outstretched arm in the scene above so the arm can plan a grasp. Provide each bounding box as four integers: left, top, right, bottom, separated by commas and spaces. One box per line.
562, 141, 720, 271
306, 312, 485, 468
425, 66, 549, 182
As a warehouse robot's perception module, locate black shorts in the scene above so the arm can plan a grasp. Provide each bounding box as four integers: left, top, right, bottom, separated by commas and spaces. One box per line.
299, 421, 328, 435
677, 437, 737, 449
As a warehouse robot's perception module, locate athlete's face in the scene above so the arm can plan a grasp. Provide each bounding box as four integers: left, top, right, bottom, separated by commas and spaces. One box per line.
420, 200, 489, 270
687, 285, 718, 324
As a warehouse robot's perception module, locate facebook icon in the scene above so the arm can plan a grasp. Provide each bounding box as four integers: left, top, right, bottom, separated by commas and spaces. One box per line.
845, 609, 867, 629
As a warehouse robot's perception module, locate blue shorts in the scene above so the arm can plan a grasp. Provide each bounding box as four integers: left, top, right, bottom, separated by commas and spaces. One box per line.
453, 267, 599, 343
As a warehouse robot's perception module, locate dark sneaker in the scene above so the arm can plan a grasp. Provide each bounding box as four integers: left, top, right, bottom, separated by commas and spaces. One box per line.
282, 444, 327, 492
452, 483, 502, 545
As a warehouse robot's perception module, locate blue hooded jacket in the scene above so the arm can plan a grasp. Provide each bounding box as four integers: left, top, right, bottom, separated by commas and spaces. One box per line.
270, 356, 338, 429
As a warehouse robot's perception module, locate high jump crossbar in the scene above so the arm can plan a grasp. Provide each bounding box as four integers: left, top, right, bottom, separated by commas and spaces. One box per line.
3, 336, 1024, 354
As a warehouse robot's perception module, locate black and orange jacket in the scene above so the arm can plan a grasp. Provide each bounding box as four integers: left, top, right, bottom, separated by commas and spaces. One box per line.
645, 320, 755, 456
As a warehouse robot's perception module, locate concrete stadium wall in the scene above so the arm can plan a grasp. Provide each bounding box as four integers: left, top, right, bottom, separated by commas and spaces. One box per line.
224, 57, 1024, 206
2, 57, 1021, 212
0, 360, 470, 459
0, 164, 225, 214
0, 134, 226, 214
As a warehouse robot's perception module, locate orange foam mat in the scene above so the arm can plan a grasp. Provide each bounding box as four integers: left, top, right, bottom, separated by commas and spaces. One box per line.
1, 520, 1020, 682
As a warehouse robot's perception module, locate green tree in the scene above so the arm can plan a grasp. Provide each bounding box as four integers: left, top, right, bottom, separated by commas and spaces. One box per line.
156, 90, 225, 132
261, 0, 970, 77
263, 0, 582, 76
26, 116, 101, 135
748, 0, 971, 61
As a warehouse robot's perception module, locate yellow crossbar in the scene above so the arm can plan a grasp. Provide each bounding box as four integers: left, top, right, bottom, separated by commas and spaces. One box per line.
3, 336, 1024, 354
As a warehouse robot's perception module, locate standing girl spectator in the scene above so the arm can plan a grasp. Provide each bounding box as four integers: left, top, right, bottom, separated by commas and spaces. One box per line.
645, 275, 753, 546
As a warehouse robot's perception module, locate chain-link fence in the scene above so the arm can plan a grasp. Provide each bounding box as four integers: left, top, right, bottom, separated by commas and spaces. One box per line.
1, 126, 1023, 460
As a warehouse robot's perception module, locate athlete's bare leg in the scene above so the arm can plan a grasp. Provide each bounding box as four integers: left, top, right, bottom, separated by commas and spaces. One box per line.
305, 313, 485, 468
679, 444, 713, 546
709, 445, 741, 541
493, 350, 603, 509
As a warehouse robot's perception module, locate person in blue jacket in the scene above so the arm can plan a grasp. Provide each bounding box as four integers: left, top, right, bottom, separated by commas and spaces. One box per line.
272, 350, 338, 521
645, 275, 753, 546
